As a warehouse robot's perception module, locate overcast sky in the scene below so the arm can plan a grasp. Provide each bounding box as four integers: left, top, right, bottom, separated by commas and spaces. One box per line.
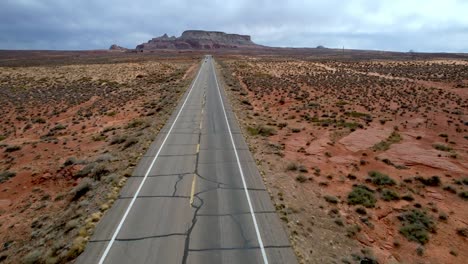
1, 0, 467, 52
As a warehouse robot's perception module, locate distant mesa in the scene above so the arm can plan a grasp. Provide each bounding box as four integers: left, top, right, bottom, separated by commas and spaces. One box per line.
135, 30, 263, 51
109, 44, 128, 51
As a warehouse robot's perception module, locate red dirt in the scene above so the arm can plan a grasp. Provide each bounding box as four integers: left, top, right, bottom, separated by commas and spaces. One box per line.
218, 56, 468, 264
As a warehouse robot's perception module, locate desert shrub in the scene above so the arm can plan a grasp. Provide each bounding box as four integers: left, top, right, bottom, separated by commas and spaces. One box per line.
74, 163, 96, 178
123, 137, 138, 149
297, 165, 308, 173
355, 207, 367, 215
462, 178, 468, 185
70, 178, 93, 201
433, 144, 452, 152
92, 164, 110, 181
345, 111, 370, 119
459, 191, 468, 200
372, 131, 401, 151
324, 195, 339, 204
296, 175, 307, 183
63, 157, 77, 166
110, 135, 127, 145
348, 185, 376, 208
0, 135, 5, 141
51, 124, 66, 131
0, 171, 16, 183
442, 185, 457, 194
5, 145, 21, 152
247, 125, 276, 137
291, 128, 301, 133
22, 249, 42, 264
241, 99, 251, 105
415, 176, 441, 186
381, 189, 400, 201
398, 209, 435, 244
126, 119, 145, 129
401, 194, 414, 201
368, 171, 396, 186
286, 163, 298, 171
32, 117, 46, 124
456, 227, 468, 237
346, 224, 362, 238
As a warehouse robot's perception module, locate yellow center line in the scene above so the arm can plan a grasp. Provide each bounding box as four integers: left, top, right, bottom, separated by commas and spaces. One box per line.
189, 174, 197, 206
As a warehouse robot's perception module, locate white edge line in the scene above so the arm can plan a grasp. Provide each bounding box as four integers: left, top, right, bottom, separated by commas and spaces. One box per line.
210, 58, 269, 264
97, 59, 205, 264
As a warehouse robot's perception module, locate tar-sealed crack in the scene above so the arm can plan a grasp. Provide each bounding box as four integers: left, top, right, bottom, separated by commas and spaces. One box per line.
172, 174, 185, 196
181, 83, 206, 264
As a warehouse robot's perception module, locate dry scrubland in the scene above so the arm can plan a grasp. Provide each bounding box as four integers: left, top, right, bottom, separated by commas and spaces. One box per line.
218, 57, 468, 264
0, 55, 197, 263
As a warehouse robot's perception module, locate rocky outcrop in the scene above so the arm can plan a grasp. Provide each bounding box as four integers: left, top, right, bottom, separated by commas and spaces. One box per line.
109, 44, 128, 51
136, 30, 262, 51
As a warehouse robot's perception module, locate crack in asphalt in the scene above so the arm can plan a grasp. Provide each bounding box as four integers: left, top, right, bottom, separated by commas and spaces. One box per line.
118, 195, 189, 199
131, 172, 193, 178
197, 210, 276, 217
188, 245, 292, 252
172, 174, 185, 196
89, 233, 187, 243
194, 185, 267, 197
182, 85, 206, 264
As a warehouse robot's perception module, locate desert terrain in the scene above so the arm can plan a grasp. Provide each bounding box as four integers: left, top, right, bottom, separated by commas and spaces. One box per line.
0, 47, 467, 264
0, 52, 198, 263
217, 56, 468, 264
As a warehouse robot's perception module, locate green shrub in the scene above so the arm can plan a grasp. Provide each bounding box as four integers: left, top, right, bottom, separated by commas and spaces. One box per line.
286, 163, 298, 171
123, 137, 138, 149
369, 171, 396, 186
433, 144, 452, 152
401, 194, 414, 201
459, 191, 468, 200
398, 209, 435, 244
74, 163, 96, 178
296, 175, 307, 183
372, 131, 402, 151
346, 224, 362, 238
381, 189, 400, 201
247, 125, 276, 137
5, 145, 21, 152
415, 176, 441, 186
345, 111, 371, 118
324, 195, 339, 204
0, 135, 6, 141
348, 185, 376, 208
355, 207, 367, 215
456, 227, 468, 237
70, 178, 93, 201
126, 119, 145, 129
442, 185, 457, 194
110, 135, 127, 145
0, 171, 16, 183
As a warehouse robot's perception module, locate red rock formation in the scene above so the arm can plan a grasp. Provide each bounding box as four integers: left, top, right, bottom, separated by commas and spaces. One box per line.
136, 30, 263, 51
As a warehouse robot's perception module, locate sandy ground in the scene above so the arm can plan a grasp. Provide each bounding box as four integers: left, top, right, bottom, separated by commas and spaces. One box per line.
0, 56, 197, 263
217, 57, 468, 264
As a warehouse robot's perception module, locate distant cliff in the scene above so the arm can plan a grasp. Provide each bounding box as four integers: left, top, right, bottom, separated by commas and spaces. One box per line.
136, 30, 262, 50
109, 44, 128, 51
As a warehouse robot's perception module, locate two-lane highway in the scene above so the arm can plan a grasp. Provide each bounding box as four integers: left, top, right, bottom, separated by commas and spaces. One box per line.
77, 56, 297, 264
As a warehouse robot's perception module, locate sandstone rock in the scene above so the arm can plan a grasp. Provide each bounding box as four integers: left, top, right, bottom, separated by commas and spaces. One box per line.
135, 30, 263, 51
109, 44, 128, 51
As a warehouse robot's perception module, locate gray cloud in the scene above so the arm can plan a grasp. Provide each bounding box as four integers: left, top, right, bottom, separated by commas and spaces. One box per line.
0, 0, 467, 52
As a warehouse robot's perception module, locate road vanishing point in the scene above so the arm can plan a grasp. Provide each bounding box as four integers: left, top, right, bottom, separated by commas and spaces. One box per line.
77, 56, 298, 264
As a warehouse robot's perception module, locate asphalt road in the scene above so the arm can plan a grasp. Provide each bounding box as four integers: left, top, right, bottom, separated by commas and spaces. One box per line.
77, 56, 297, 264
